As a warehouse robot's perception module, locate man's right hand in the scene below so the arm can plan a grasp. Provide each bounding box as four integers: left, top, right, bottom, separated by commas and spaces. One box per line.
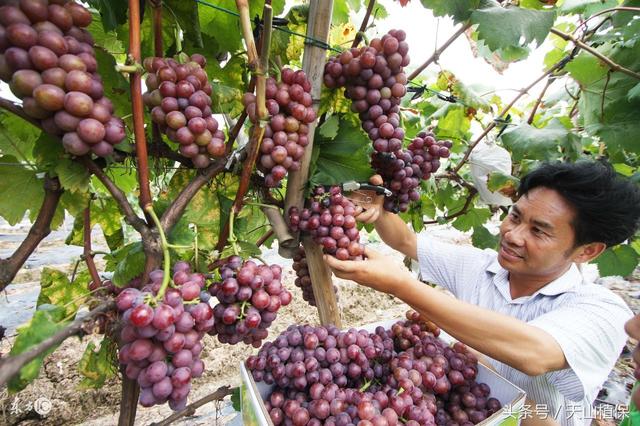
348, 175, 385, 224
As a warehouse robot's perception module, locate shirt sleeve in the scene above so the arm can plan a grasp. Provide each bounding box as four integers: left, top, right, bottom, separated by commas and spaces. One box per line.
416, 233, 492, 298
528, 289, 632, 402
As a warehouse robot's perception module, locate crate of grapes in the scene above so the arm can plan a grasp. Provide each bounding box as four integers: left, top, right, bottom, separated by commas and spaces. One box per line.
241, 315, 526, 425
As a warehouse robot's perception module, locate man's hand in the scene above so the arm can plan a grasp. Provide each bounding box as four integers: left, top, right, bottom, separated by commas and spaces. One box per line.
346, 175, 385, 224
323, 246, 413, 295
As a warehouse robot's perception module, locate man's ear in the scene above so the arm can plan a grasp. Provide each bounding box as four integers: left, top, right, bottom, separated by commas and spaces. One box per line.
572, 242, 607, 263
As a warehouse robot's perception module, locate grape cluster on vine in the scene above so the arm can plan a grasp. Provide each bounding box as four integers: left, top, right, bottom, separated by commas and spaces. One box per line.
142, 53, 225, 168
292, 245, 339, 307
243, 67, 316, 188
289, 186, 364, 261
116, 261, 212, 411
323, 30, 452, 212
0, 0, 126, 156
207, 255, 292, 347
247, 311, 502, 425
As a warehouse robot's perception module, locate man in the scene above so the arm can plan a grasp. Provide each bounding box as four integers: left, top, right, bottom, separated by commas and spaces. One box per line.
325, 160, 640, 425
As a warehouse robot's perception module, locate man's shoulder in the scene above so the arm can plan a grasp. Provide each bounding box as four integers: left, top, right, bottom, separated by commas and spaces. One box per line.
568, 282, 630, 312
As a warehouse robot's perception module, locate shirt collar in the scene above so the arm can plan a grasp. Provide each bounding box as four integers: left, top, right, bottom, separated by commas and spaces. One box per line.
486, 258, 581, 303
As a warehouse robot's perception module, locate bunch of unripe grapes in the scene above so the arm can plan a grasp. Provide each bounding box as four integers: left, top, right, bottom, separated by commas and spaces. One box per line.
292, 245, 339, 307
248, 312, 502, 425
207, 255, 292, 347
116, 261, 213, 411
142, 54, 225, 168
243, 67, 316, 187
288, 186, 364, 260
0, 0, 126, 156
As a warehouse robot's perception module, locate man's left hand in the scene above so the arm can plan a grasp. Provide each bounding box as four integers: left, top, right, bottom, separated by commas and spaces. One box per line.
323, 246, 413, 295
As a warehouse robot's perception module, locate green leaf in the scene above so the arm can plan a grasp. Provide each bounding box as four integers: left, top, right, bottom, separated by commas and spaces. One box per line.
0, 156, 44, 225
592, 245, 639, 277
165, 0, 203, 48
420, 0, 480, 23
472, 225, 499, 249
37, 268, 91, 317
54, 159, 91, 193
452, 207, 492, 232
79, 338, 118, 388
8, 307, 68, 393
435, 106, 471, 142
628, 82, 640, 102
487, 171, 520, 194
310, 116, 375, 186
231, 387, 241, 412
471, 3, 556, 51
107, 242, 145, 286
500, 119, 569, 161
559, 0, 617, 14
332, 0, 351, 25
319, 115, 340, 139
86, 0, 128, 31
0, 113, 40, 162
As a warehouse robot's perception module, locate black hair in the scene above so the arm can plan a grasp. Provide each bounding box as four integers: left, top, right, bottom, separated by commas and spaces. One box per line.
518, 159, 640, 247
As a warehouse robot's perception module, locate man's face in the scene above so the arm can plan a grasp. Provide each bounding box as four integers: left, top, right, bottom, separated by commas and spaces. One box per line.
498, 187, 579, 279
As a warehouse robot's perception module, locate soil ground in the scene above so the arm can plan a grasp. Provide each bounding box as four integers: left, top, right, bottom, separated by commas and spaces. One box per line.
0, 219, 637, 425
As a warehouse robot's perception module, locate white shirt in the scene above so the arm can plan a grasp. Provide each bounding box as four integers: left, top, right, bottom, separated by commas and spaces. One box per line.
416, 234, 632, 426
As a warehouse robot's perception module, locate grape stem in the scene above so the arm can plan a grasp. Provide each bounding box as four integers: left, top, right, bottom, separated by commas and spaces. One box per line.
359, 378, 373, 392
239, 300, 249, 319
167, 243, 192, 250
193, 224, 199, 271
144, 205, 171, 302
245, 201, 280, 210
228, 210, 241, 256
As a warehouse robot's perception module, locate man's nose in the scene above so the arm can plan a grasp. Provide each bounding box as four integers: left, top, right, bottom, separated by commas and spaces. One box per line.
504, 224, 526, 246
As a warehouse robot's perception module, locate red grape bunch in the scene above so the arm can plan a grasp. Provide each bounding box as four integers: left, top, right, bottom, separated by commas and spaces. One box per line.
207, 255, 292, 347
116, 261, 213, 411
288, 186, 365, 261
0, 0, 127, 156
142, 53, 225, 168
292, 245, 339, 307
243, 67, 316, 188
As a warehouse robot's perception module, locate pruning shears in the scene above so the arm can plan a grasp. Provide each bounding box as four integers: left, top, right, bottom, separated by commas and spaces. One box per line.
341, 181, 392, 197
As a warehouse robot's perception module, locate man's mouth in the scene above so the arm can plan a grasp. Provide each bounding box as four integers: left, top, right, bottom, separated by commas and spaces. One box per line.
499, 244, 523, 260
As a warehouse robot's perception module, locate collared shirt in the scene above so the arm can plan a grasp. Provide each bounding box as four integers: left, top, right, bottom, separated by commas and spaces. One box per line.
416, 234, 632, 426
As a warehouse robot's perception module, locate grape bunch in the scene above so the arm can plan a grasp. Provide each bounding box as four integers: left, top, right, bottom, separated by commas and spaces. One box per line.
116, 261, 213, 411
142, 53, 225, 168
0, 0, 126, 156
288, 186, 364, 261
246, 324, 394, 392
243, 67, 316, 187
207, 255, 292, 347
247, 311, 502, 425
292, 245, 339, 307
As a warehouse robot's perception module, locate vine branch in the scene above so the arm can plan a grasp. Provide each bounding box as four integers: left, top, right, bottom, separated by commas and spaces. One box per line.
149, 385, 234, 426
408, 22, 472, 82
160, 160, 227, 232
83, 201, 102, 288
0, 98, 40, 127
352, 0, 376, 48
0, 300, 116, 389
572, 6, 640, 35
0, 176, 62, 292
424, 189, 478, 225
78, 156, 149, 236
215, 2, 272, 253
527, 77, 554, 125
550, 28, 640, 81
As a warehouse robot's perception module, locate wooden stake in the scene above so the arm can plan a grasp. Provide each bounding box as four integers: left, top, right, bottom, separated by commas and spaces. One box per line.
284, 0, 340, 327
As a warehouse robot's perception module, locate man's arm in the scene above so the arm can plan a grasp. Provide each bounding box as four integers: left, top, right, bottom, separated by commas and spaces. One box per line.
373, 210, 418, 260
324, 247, 567, 377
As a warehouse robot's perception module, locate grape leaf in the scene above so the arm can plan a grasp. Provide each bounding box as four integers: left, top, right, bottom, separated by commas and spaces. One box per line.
37, 268, 91, 318
500, 119, 569, 161
319, 115, 340, 139
86, 0, 128, 32
54, 159, 91, 193
627, 82, 640, 102
165, 0, 203, 48
471, 3, 556, 52
0, 156, 44, 225
419, 0, 481, 23
487, 171, 519, 195
8, 306, 68, 393
472, 225, 499, 250
79, 338, 118, 388
452, 207, 492, 232
0, 113, 39, 162
592, 245, 639, 277
559, 0, 617, 14
107, 242, 145, 286
309, 116, 374, 186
